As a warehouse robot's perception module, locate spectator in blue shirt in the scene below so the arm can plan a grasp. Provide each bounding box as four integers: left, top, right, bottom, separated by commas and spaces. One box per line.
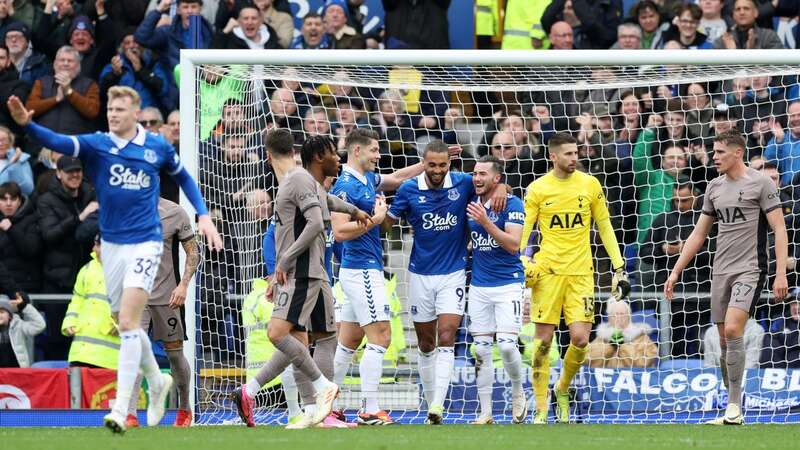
134, 0, 213, 72
765, 101, 800, 186
99, 32, 173, 113
0, 126, 33, 196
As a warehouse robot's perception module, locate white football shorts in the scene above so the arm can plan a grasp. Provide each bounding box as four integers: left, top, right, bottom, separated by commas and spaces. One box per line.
100, 240, 163, 312
338, 268, 391, 326
408, 270, 466, 323
467, 283, 524, 334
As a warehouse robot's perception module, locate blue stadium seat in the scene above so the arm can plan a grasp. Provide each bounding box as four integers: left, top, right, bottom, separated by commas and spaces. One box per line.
631, 308, 659, 343
31, 360, 69, 368
658, 358, 704, 371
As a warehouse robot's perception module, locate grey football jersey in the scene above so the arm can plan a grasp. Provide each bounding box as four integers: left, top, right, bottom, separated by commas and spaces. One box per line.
150, 198, 194, 305
273, 167, 330, 280
702, 167, 781, 274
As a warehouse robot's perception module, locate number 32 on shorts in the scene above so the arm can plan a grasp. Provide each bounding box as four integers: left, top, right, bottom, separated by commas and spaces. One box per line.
133, 257, 157, 281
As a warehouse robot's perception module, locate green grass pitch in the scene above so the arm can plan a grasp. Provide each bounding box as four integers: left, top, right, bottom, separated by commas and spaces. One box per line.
2, 424, 798, 450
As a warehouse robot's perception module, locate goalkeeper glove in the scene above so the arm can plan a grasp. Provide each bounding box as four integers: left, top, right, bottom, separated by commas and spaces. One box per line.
609, 329, 624, 346
611, 267, 631, 300
520, 256, 539, 288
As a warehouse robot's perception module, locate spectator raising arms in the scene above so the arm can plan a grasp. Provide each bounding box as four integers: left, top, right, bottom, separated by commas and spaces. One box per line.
3, 21, 51, 86
714, 0, 783, 49
135, 0, 212, 71
26, 46, 100, 150
99, 33, 173, 113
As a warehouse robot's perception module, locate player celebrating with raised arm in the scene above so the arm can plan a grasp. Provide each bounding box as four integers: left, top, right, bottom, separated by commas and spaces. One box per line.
520, 133, 628, 425
466, 155, 528, 425
329, 128, 428, 425
6, 88, 222, 434
381, 139, 507, 425
665, 129, 788, 425
231, 135, 371, 429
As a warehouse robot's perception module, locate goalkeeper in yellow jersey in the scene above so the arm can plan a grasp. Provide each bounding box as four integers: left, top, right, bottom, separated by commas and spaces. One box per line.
520, 133, 630, 424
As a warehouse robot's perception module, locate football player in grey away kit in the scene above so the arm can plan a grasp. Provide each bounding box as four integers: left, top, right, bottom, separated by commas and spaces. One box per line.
665, 129, 788, 425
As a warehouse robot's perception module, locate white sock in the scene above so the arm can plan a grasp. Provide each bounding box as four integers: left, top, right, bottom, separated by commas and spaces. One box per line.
333, 344, 356, 409
360, 344, 386, 414
114, 330, 142, 415
128, 374, 143, 415
473, 336, 494, 417
333, 344, 356, 387
432, 347, 455, 408
280, 366, 301, 417
417, 349, 436, 407
497, 333, 523, 396
311, 374, 331, 393
138, 329, 162, 388
245, 379, 261, 398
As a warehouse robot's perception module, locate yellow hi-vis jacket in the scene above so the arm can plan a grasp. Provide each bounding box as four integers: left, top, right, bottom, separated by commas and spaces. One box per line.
242, 278, 280, 389
501, 0, 548, 49
62, 252, 120, 369
476, 0, 500, 37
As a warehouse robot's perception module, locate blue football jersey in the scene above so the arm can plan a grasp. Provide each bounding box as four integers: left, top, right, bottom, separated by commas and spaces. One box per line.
388, 172, 474, 275
73, 125, 181, 244
325, 226, 335, 286
468, 194, 525, 287
264, 219, 335, 285
262, 220, 276, 276
330, 165, 383, 271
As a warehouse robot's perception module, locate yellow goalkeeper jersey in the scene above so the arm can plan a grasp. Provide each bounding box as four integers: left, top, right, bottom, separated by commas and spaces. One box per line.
520, 171, 623, 275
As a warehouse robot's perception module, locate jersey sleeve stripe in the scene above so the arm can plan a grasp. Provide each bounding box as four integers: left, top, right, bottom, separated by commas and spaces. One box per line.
299, 203, 321, 215
701, 210, 716, 216
70, 136, 79, 157
763, 204, 781, 214
167, 162, 183, 176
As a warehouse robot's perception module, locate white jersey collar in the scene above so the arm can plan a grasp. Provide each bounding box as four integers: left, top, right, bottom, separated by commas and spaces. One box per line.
417, 172, 453, 191
108, 124, 147, 148
342, 164, 368, 185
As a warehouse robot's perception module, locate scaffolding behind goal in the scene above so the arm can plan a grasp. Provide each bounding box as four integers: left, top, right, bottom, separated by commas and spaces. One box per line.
179, 49, 800, 425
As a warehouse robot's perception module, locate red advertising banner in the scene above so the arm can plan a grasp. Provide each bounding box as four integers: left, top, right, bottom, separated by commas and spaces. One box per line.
0, 368, 69, 408
81, 368, 117, 409
80, 368, 147, 409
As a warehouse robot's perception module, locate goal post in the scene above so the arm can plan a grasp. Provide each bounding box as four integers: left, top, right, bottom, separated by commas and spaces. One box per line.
180, 49, 800, 425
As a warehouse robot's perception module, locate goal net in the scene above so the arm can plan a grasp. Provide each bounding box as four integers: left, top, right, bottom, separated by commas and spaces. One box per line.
180, 49, 800, 425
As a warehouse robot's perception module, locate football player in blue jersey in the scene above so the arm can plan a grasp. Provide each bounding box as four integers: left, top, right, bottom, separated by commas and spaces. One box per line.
7, 88, 222, 433
381, 140, 507, 424
465, 155, 527, 425
329, 128, 428, 425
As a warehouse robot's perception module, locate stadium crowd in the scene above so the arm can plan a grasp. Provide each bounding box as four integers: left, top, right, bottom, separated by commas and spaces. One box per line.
1, 0, 800, 375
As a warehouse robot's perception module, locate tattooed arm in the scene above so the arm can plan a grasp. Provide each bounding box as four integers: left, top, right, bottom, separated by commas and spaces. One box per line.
168, 237, 201, 309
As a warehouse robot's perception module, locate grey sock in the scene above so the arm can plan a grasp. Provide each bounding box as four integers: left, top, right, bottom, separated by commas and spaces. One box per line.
719, 345, 729, 391
725, 336, 745, 407
276, 335, 322, 381
313, 334, 337, 381
254, 349, 291, 388
166, 348, 191, 410
293, 367, 316, 407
